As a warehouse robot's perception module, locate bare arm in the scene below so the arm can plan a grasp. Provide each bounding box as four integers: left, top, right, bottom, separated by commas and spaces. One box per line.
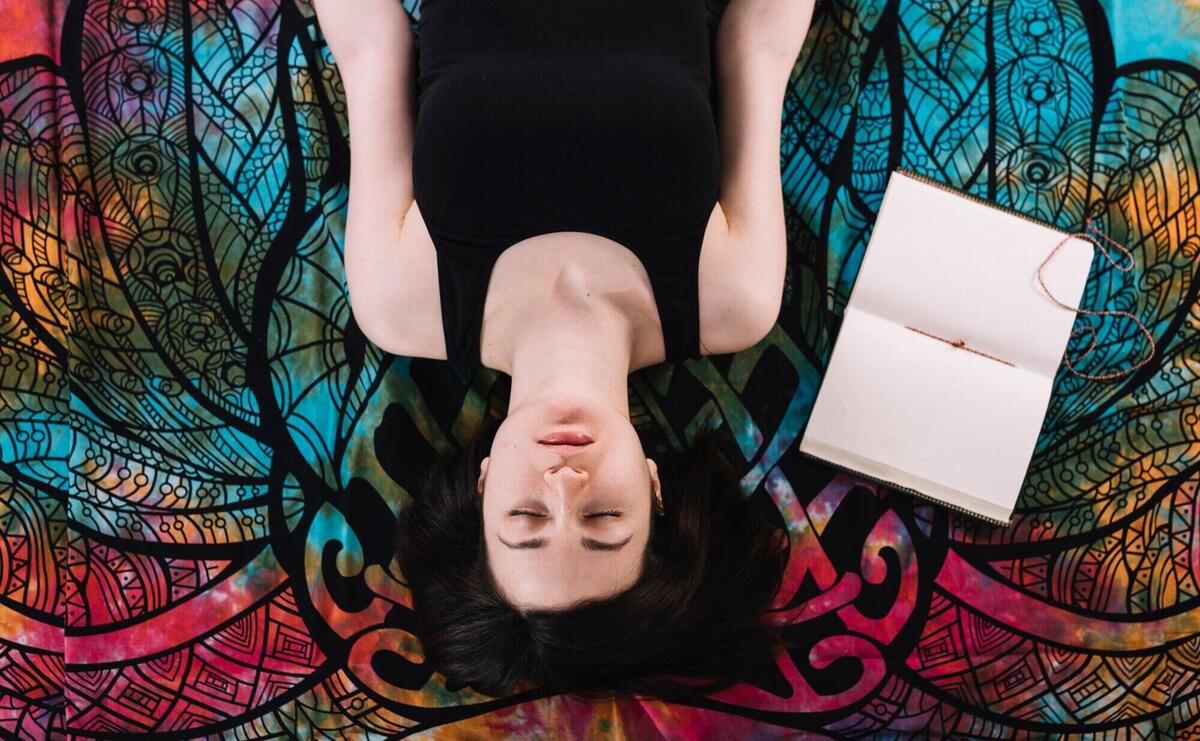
309, 0, 419, 348
704, 0, 816, 340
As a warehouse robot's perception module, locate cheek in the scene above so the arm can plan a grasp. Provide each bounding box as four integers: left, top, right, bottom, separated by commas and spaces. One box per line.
621, 472, 655, 510
479, 503, 497, 532
479, 485, 516, 526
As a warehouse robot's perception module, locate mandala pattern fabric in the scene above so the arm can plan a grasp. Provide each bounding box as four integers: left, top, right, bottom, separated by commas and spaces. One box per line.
0, 0, 1198, 737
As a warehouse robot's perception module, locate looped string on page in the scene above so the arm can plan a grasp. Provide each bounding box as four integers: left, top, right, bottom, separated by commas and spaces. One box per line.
1035, 215, 1156, 381
902, 324, 1016, 367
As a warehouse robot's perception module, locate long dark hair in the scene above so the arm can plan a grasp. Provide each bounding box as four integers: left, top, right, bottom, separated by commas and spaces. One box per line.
395, 409, 789, 699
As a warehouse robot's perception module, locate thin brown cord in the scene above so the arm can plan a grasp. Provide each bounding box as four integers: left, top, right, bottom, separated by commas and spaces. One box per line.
902, 216, 1156, 381
902, 325, 1016, 367
1034, 216, 1156, 381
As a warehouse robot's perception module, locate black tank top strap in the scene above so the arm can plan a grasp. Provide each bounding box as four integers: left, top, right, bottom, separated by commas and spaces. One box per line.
424, 220, 507, 371
622, 220, 709, 365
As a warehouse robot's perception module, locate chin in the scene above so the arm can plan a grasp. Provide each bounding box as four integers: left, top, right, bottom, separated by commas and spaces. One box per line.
541, 395, 597, 423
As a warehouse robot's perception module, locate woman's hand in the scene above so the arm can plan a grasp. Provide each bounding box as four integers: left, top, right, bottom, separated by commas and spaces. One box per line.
304, 0, 414, 69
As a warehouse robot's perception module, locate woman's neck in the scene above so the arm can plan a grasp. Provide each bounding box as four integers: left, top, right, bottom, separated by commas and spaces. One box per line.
496, 262, 637, 418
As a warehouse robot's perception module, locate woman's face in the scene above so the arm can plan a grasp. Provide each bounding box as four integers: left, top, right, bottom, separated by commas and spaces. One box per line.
477, 397, 662, 610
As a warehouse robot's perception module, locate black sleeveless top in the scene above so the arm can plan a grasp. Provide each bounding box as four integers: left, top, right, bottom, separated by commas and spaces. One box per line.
411, 0, 721, 369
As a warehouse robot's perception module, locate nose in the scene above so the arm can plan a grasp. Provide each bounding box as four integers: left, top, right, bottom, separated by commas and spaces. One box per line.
544, 463, 588, 495
543, 464, 588, 518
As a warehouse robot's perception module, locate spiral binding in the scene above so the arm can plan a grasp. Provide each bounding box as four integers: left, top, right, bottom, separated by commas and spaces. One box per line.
797, 449, 1013, 528
892, 167, 1073, 235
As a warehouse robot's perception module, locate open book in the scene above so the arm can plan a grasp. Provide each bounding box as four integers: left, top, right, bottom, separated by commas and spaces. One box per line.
797, 169, 1096, 526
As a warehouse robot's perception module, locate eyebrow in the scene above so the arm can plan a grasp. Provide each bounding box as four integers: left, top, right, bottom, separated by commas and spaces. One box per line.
496, 535, 634, 551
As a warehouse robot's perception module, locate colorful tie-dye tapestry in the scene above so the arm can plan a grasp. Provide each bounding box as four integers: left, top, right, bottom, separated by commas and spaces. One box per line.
1, 0, 1198, 736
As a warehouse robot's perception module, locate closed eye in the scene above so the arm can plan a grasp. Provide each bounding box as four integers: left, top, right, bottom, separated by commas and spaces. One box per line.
508, 510, 547, 518
584, 510, 622, 519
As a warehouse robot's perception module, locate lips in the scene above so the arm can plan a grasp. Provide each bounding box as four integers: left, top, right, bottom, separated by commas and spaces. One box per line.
537, 430, 594, 445
539, 443, 590, 456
